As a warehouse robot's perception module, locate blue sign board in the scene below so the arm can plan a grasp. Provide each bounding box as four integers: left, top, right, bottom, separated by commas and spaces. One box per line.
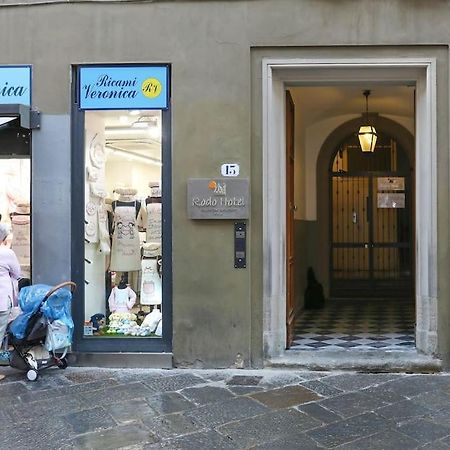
0, 66, 31, 106
79, 65, 169, 110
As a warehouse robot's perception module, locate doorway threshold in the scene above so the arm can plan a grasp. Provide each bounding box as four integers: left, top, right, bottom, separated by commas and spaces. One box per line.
267, 349, 442, 373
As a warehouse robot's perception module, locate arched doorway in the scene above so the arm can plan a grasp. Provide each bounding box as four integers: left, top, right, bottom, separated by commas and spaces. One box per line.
290, 115, 416, 352
316, 115, 415, 299
329, 130, 413, 298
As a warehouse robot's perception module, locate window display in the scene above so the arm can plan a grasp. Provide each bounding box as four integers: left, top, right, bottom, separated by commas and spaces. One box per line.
84, 110, 163, 338
0, 159, 31, 278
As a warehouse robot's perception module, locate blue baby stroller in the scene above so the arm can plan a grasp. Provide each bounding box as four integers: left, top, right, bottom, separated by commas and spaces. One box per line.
6, 281, 76, 381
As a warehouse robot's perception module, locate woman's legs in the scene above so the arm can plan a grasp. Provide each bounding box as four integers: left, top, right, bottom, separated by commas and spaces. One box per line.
0, 309, 10, 380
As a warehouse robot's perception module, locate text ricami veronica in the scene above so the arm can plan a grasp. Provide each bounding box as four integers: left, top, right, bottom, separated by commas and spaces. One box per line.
82, 74, 139, 99
0, 81, 27, 98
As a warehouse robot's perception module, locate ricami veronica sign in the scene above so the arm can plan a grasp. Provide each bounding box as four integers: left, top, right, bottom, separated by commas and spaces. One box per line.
79, 65, 169, 110
187, 178, 249, 219
0, 66, 31, 106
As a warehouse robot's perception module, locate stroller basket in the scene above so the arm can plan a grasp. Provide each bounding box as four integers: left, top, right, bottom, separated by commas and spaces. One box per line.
7, 281, 76, 381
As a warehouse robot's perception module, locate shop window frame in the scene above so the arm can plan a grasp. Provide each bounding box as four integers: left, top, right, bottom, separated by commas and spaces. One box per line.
70, 63, 172, 353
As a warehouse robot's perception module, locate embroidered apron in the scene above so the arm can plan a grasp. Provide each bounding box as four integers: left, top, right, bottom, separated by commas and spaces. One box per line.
109, 203, 141, 271
146, 203, 162, 246
140, 258, 162, 305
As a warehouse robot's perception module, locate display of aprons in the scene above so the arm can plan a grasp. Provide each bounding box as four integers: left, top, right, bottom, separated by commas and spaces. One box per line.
140, 258, 162, 305
109, 202, 141, 271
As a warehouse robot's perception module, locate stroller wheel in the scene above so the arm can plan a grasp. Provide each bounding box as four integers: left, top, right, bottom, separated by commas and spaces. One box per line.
26, 369, 39, 382
57, 358, 68, 370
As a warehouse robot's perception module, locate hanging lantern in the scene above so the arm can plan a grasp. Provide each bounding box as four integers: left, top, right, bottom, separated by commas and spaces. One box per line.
358, 90, 377, 152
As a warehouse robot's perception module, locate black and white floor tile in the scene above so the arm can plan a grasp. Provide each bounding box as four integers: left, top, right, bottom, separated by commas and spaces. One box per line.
290, 299, 415, 351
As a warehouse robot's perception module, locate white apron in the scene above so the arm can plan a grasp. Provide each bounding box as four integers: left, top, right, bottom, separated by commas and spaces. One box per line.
146, 202, 162, 245
109, 203, 141, 272
140, 258, 162, 305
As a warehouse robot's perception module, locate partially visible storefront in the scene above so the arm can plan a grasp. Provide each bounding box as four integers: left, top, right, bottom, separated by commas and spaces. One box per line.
0, 66, 36, 284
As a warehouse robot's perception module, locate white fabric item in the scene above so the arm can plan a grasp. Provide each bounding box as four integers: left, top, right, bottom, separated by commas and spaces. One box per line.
45, 320, 71, 351
97, 205, 110, 255
140, 258, 162, 305
154, 318, 162, 336
141, 308, 162, 332
138, 202, 162, 245
108, 286, 137, 313
142, 242, 161, 258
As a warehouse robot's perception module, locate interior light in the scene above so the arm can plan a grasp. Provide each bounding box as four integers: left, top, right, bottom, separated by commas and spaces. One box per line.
105, 127, 152, 135
105, 145, 162, 166
129, 110, 141, 116
358, 90, 377, 153
131, 121, 149, 129
131, 116, 158, 130
358, 125, 378, 153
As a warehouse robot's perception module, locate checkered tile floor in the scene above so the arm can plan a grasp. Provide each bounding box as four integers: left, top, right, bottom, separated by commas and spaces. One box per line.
290, 299, 415, 351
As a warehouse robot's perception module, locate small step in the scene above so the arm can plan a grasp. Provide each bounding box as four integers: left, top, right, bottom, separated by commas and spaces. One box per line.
268, 349, 442, 373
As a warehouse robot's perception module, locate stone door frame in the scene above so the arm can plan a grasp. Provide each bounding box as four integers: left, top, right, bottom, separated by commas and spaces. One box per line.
262, 57, 437, 360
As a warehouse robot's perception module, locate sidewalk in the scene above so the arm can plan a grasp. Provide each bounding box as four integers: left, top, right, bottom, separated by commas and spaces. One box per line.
0, 366, 449, 449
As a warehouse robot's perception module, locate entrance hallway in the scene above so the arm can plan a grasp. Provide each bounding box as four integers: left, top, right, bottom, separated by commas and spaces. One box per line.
291, 299, 415, 351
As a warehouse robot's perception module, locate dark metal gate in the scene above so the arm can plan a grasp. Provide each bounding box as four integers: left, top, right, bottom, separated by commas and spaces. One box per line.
330, 138, 413, 298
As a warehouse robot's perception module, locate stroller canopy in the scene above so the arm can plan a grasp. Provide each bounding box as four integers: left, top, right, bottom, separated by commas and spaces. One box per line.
10, 284, 73, 341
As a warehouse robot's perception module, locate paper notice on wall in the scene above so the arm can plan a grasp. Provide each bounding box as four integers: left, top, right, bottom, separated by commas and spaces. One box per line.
377, 177, 405, 191
377, 193, 405, 208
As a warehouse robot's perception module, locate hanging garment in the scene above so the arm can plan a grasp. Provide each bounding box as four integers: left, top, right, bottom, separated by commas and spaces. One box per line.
140, 258, 162, 305
138, 202, 162, 246
108, 286, 136, 313
109, 202, 141, 271
97, 205, 110, 255
146, 202, 162, 244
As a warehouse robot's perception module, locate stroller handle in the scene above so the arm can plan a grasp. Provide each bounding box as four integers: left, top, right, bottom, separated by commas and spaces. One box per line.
44, 281, 77, 300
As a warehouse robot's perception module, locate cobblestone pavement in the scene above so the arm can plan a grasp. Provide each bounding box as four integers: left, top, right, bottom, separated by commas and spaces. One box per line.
0, 366, 449, 449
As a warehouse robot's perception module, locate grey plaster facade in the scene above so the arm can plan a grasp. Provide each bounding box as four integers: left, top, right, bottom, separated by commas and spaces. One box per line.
1, 0, 450, 369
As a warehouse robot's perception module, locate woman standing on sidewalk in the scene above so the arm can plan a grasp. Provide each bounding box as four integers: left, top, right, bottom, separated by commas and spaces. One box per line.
0, 223, 21, 381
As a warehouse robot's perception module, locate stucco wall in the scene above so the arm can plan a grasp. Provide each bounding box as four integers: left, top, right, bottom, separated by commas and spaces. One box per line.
0, 0, 449, 367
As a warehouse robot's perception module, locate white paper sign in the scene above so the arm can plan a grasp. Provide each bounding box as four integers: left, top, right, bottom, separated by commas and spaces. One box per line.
377, 193, 405, 208
221, 163, 240, 177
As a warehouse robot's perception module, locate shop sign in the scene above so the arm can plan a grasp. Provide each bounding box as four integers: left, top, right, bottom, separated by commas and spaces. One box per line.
0, 66, 31, 106
79, 65, 169, 110
187, 178, 249, 219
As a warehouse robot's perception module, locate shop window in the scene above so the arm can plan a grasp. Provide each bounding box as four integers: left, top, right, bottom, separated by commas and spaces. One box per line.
83, 109, 163, 338
0, 117, 31, 279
